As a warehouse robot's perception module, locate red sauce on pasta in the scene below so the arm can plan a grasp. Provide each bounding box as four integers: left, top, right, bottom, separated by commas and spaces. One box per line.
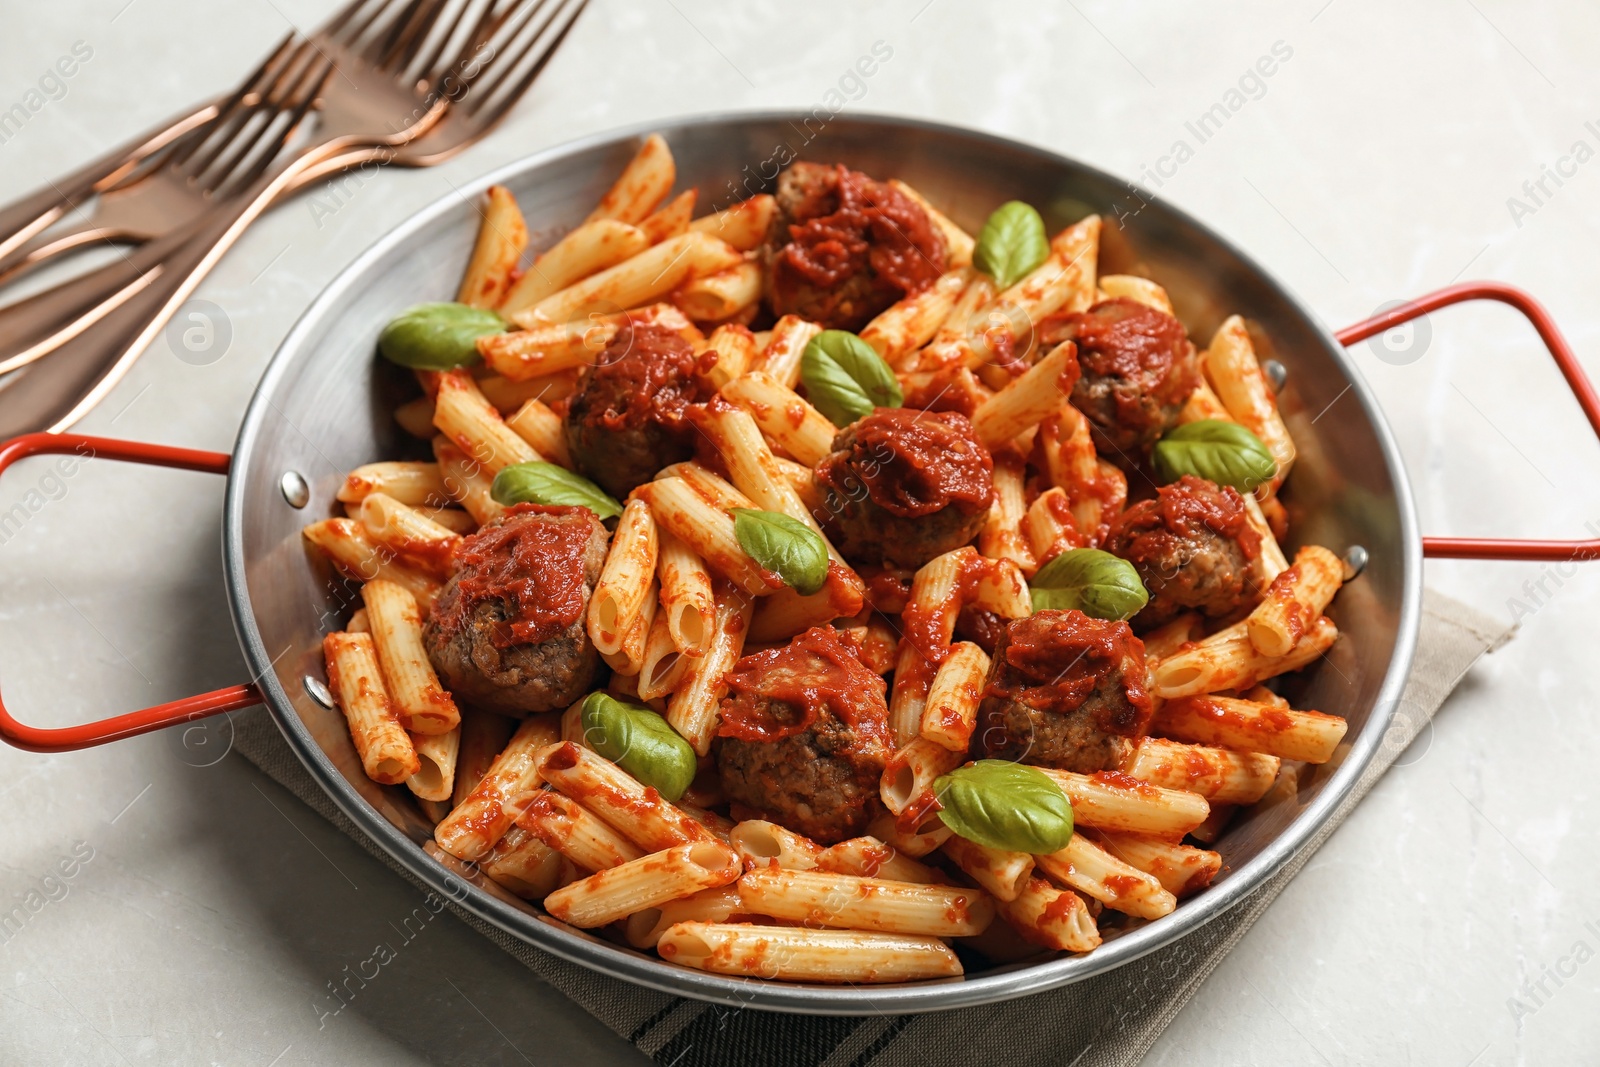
984, 610, 1152, 734
816, 408, 995, 520
576, 322, 711, 434
1105, 474, 1261, 566
775, 165, 945, 297
717, 626, 890, 749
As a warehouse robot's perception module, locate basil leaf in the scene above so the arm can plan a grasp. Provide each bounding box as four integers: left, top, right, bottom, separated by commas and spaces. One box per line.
580, 692, 698, 802
934, 760, 1074, 854
491, 462, 623, 520
731, 509, 828, 595
1151, 419, 1277, 493
800, 330, 903, 428
973, 201, 1049, 289
378, 302, 505, 369
1030, 548, 1149, 620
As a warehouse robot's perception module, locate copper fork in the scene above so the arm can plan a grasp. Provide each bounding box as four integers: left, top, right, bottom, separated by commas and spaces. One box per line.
0, 0, 587, 438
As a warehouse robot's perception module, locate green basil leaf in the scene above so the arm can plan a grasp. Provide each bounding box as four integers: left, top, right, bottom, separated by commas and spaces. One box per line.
973, 201, 1049, 289
1151, 419, 1277, 493
378, 302, 505, 369
1030, 548, 1149, 620
934, 760, 1074, 854
731, 509, 829, 595
491, 462, 622, 520
580, 692, 698, 802
800, 329, 903, 428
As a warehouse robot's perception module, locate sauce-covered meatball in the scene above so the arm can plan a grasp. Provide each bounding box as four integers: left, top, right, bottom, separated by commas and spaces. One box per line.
972, 610, 1153, 772
1041, 297, 1198, 460
565, 322, 712, 498
715, 626, 891, 844
765, 162, 948, 331
815, 407, 994, 569
423, 504, 609, 715
1103, 474, 1263, 625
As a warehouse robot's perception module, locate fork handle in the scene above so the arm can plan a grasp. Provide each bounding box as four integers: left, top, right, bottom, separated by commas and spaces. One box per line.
0, 102, 216, 263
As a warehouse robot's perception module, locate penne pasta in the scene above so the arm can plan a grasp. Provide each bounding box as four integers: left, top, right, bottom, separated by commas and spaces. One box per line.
357, 492, 461, 580
361, 579, 460, 734
978, 453, 1037, 575
1153, 695, 1348, 764
337, 461, 447, 508
659, 921, 962, 983
728, 819, 822, 871
393, 395, 436, 439
689, 193, 777, 252
673, 259, 763, 321
406, 726, 460, 802
1205, 315, 1295, 494
457, 185, 527, 309
452, 707, 515, 806
1097, 274, 1173, 314
516, 788, 647, 872
585, 132, 675, 225
720, 369, 837, 468
505, 398, 572, 468
666, 585, 754, 755
970, 340, 1082, 450
694, 323, 758, 390
432, 437, 507, 526
1094, 831, 1221, 897
735, 868, 993, 937
633, 477, 781, 597
536, 742, 715, 851
941, 836, 1034, 903
918, 641, 990, 752
861, 267, 971, 365
880, 736, 967, 816
500, 219, 651, 315
757, 315, 823, 389
656, 528, 715, 657
1038, 768, 1212, 837
526, 232, 743, 327
433, 714, 560, 862
817, 836, 940, 884
477, 370, 580, 413
1150, 616, 1339, 698
639, 188, 696, 245
868, 810, 952, 858
637, 610, 691, 701
1242, 492, 1289, 582
1037, 833, 1176, 920
1247, 545, 1345, 657
995, 877, 1101, 952
302, 518, 439, 611
1022, 486, 1083, 565
1121, 736, 1281, 805
432, 372, 540, 474
888, 179, 975, 268
545, 840, 743, 928
323, 632, 419, 785
481, 826, 566, 900
625, 885, 748, 948
588, 499, 659, 656
479, 313, 620, 379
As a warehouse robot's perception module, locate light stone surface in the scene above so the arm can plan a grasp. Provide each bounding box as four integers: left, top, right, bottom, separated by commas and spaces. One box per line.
2, 1, 1598, 1064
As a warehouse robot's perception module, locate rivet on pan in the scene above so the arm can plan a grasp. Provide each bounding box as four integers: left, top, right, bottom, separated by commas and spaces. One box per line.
280, 470, 311, 509
1263, 359, 1288, 393
1343, 545, 1369, 580
304, 675, 334, 709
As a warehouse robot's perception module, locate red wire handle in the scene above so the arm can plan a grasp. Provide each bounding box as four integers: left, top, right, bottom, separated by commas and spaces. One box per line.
0, 433, 262, 752
1335, 281, 1600, 561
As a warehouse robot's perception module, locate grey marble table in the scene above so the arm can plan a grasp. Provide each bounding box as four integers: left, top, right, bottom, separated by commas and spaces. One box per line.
2, 1, 1597, 1063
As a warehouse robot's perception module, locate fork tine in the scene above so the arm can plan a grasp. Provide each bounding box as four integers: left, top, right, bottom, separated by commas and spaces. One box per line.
410, 0, 487, 81
470, 0, 586, 118
227, 54, 337, 194
419, 0, 499, 84
442, 0, 551, 98
377, 0, 451, 70
167, 31, 299, 171
184, 37, 321, 187
316, 0, 384, 47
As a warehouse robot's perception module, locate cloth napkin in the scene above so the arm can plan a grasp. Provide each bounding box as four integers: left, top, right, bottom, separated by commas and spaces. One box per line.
232, 589, 1513, 1067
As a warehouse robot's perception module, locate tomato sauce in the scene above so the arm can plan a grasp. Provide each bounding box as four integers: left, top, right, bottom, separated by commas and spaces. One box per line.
816, 408, 995, 519
986, 610, 1153, 733
432, 504, 598, 648
577, 323, 711, 434
775, 165, 945, 297
717, 626, 890, 748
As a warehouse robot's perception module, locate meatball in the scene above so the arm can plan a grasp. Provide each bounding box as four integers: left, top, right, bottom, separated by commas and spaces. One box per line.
716, 626, 891, 844
1103, 474, 1263, 626
1040, 297, 1199, 460
973, 610, 1153, 772
764, 162, 948, 331
565, 321, 711, 498
423, 504, 609, 715
815, 407, 994, 569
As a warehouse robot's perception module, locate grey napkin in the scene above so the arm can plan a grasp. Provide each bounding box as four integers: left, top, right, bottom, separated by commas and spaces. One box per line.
232, 589, 1513, 1067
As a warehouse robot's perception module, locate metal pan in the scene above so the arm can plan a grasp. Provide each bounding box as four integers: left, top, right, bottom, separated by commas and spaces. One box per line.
4, 113, 1597, 1014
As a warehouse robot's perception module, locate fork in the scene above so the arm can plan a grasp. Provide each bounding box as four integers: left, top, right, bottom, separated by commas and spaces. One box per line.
0, 0, 588, 438
0, 0, 375, 275
0, 0, 453, 371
